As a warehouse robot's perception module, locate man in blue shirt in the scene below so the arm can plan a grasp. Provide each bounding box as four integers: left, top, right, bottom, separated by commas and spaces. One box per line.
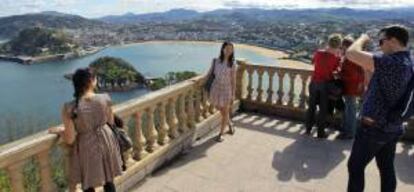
345, 25, 413, 192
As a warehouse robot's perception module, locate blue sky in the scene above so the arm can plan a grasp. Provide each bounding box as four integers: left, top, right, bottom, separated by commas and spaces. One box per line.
1, 0, 414, 18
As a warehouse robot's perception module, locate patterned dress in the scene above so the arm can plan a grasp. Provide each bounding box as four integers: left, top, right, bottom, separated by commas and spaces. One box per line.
209, 58, 236, 108
63, 94, 122, 190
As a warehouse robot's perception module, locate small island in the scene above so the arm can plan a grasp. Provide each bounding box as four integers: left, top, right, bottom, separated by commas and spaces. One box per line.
64, 56, 147, 92
0, 27, 103, 64
65, 56, 199, 92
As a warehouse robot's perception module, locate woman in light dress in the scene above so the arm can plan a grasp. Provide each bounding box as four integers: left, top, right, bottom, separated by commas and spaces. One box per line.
208, 41, 237, 142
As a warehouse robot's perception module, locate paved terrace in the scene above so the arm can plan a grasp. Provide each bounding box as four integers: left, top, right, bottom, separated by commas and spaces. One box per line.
132, 113, 414, 192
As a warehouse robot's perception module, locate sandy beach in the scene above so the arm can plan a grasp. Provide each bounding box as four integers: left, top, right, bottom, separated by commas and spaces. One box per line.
124, 40, 313, 70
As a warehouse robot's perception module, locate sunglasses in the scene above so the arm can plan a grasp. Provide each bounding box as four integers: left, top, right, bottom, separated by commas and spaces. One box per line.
379, 37, 388, 46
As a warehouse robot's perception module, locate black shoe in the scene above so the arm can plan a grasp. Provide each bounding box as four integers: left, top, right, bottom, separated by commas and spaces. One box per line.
317, 132, 328, 139
305, 126, 312, 135
336, 133, 353, 140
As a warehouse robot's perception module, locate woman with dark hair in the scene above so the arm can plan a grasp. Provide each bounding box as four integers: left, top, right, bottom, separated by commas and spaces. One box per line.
207, 41, 237, 142
49, 68, 122, 192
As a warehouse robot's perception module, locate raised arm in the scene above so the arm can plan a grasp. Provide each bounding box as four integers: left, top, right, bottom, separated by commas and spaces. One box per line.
105, 94, 115, 126
346, 34, 375, 73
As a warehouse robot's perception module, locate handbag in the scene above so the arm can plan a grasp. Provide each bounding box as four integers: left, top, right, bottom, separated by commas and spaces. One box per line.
204, 59, 216, 92
108, 115, 132, 153
108, 115, 132, 171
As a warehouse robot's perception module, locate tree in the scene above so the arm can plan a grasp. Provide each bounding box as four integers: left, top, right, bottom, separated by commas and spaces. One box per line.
89, 56, 146, 90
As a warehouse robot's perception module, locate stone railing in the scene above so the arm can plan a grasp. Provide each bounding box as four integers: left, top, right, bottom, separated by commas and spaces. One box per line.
235, 59, 414, 140
0, 75, 239, 192
235, 59, 312, 121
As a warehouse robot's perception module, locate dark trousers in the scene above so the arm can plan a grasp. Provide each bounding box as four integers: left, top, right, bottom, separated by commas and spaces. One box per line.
347, 124, 399, 192
84, 182, 116, 192
305, 82, 329, 136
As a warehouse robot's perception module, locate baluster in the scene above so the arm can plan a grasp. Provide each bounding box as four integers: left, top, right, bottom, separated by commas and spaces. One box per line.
201, 89, 209, 119
194, 88, 202, 123
7, 160, 26, 192
133, 111, 146, 160
288, 72, 297, 107
145, 107, 157, 153
256, 67, 265, 102
246, 66, 254, 101
266, 69, 275, 104
235, 61, 247, 100
37, 150, 56, 192
299, 73, 310, 108
178, 94, 188, 132
208, 100, 215, 115
276, 70, 286, 105
168, 97, 179, 139
187, 89, 196, 129
60, 144, 76, 192
158, 102, 169, 145
120, 116, 134, 168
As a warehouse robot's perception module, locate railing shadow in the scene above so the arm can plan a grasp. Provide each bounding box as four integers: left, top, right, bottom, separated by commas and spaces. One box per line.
232, 112, 414, 185
395, 142, 414, 185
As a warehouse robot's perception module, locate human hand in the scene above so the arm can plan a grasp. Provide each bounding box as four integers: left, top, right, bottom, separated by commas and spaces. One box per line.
48, 126, 65, 134
359, 34, 371, 46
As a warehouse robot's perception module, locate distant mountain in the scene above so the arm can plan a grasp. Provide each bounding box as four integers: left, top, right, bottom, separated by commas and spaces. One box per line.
0, 12, 113, 38
100, 9, 200, 24
98, 7, 414, 24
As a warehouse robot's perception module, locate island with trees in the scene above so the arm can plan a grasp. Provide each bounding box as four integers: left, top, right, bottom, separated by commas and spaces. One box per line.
64, 56, 198, 92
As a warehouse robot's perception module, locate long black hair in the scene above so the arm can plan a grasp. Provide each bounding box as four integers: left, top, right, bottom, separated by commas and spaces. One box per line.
71, 67, 96, 119
219, 41, 235, 67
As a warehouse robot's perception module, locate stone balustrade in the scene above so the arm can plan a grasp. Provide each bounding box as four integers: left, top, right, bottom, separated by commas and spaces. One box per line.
235, 59, 414, 140
236, 59, 313, 121
0, 75, 235, 192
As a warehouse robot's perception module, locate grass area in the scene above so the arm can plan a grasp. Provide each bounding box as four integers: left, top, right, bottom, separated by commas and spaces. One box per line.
0, 170, 11, 192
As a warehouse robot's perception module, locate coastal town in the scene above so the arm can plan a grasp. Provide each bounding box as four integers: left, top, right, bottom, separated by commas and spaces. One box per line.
1, 9, 413, 64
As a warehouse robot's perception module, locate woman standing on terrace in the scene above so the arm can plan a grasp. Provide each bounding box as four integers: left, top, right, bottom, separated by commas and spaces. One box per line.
49, 68, 122, 192
207, 41, 237, 142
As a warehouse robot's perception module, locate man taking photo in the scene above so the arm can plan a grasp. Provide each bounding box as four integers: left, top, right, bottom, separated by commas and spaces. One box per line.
346, 25, 413, 192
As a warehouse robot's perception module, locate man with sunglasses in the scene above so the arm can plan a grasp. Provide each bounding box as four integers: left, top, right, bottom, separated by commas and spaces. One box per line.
345, 25, 412, 192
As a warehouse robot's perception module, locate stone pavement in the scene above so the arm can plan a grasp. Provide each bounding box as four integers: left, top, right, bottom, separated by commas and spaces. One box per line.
131, 113, 414, 192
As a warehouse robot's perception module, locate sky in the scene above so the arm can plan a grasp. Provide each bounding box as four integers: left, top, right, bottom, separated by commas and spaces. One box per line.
1, 0, 414, 18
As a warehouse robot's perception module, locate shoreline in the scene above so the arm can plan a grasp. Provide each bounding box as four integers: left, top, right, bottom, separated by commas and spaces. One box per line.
0, 46, 104, 65
122, 40, 313, 70
1, 40, 312, 70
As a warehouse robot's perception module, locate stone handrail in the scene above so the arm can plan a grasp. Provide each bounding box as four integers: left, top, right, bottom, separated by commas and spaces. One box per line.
0, 75, 224, 192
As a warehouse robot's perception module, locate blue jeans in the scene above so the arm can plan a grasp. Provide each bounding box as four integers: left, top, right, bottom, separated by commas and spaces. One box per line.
347, 124, 400, 192
342, 96, 357, 136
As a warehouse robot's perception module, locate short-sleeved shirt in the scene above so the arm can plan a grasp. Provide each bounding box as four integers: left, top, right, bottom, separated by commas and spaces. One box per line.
311, 50, 341, 83
341, 59, 365, 96
361, 51, 413, 134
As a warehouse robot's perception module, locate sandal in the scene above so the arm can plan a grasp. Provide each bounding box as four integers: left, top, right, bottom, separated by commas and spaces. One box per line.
216, 133, 224, 142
